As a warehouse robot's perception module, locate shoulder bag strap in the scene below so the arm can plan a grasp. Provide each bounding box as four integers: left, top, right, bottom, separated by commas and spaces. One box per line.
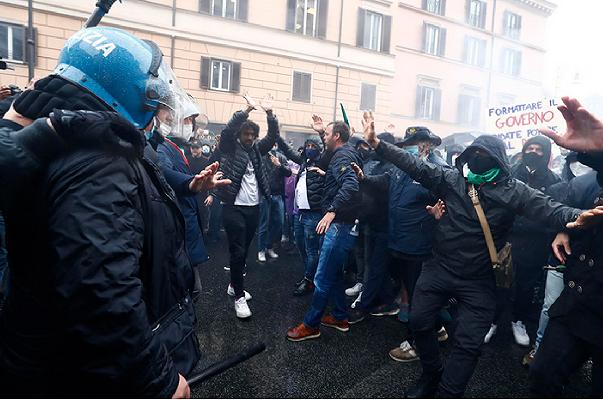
468, 184, 500, 268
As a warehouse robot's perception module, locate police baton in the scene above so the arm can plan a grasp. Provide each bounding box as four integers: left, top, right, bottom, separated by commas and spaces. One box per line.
84, 0, 122, 28
187, 342, 266, 387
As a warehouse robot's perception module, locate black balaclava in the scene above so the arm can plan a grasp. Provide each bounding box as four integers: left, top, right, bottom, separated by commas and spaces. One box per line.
521, 136, 552, 171
467, 151, 498, 174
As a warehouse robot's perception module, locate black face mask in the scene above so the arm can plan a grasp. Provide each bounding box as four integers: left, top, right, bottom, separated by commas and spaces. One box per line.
467, 153, 498, 174
358, 148, 375, 161
523, 152, 544, 170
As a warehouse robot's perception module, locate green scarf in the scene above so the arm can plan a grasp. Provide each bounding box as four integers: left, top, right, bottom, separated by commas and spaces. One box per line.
467, 167, 501, 185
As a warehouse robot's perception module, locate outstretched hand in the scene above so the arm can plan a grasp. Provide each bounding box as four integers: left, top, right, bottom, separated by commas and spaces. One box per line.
311, 114, 325, 134
259, 93, 274, 115
539, 96, 603, 153
189, 161, 232, 193
426, 199, 446, 221
551, 232, 571, 264
362, 111, 378, 148
351, 162, 365, 181
242, 93, 258, 114
307, 166, 326, 177
566, 206, 603, 230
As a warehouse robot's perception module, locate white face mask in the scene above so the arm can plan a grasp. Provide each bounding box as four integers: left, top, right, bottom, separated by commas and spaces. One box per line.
569, 162, 593, 177
183, 124, 194, 139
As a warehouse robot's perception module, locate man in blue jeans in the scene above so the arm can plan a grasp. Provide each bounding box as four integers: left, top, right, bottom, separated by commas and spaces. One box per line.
287, 121, 361, 341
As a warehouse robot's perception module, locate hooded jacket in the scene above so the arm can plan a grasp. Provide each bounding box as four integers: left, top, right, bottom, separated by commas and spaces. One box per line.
277, 135, 327, 211
375, 135, 583, 278
214, 111, 279, 205
511, 136, 560, 192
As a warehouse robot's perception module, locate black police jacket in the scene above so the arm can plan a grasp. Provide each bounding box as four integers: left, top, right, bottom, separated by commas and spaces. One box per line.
375, 136, 583, 279
0, 116, 199, 397
214, 111, 279, 204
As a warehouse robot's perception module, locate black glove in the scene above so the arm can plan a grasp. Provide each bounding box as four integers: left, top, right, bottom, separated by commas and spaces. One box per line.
49, 109, 145, 156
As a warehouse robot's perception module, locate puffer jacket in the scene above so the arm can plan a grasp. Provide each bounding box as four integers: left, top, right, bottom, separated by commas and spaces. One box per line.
276, 135, 326, 211
375, 135, 583, 279
214, 111, 279, 204
0, 116, 199, 397
322, 143, 362, 224
263, 150, 292, 196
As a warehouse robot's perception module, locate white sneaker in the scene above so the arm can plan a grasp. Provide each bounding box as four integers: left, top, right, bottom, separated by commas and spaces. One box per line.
223, 265, 230, 271
484, 324, 497, 343
224, 265, 246, 276
258, 251, 266, 262
227, 284, 252, 301
267, 249, 279, 259
350, 291, 363, 309
234, 297, 252, 319
345, 283, 363, 297
512, 321, 530, 347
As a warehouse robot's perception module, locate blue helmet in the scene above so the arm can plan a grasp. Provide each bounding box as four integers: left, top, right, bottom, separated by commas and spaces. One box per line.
54, 27, 176, 129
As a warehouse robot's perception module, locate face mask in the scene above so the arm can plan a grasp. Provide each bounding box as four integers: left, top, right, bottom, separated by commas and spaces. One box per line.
305, 148, 319, 160
467, 154, 498, 174
569, 162, 593, 177
523, 152, 544, 169
157, 120, 172, 137
405, 145, 419, 156
201, 145, 211, 156
183, 124, 194, 139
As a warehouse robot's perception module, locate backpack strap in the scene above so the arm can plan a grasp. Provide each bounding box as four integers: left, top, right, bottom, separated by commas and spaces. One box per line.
468, 184, 500, 268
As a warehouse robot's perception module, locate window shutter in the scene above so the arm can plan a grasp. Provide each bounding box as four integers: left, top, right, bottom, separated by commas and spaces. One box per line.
422, 0, 428, 10
434, 88, 442, 121
286, 0, 296, 32
415, 86, 423, 118
356, 8, 366, 47
457, 95, 466, 123
515, 52, 522, 76
438, 27, 446, 57
516, 15, 522, 39
465, 0, 471, 23
231, 62, 241, 92
422, 23, 427, 52
463, 36, 469, 63
200, 57, 211, 88
237, 0, 249, 22
381, 15, 392, 53
199, 0, 210, 14
317, 0, 328, 39
440, 0, 446, 16
503, 11, 509, 35
24, 27, 36, 66
480, 2, 487, 29
479, 39, 486, 67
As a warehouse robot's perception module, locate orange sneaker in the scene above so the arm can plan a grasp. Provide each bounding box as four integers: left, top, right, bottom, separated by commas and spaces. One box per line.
286, 323, 321, 342
320, 315, 350, 332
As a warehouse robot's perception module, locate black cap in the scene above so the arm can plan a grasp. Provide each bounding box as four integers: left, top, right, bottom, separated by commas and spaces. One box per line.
396, 126, 442, 147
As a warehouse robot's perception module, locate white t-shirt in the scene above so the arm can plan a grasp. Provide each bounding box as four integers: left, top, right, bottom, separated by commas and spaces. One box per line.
295, 169, 311, 210
234, 161, 260, 206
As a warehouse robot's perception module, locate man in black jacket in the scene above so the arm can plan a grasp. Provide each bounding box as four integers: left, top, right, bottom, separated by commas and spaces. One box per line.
214, 94, 280, 319
530, 96, 603, 397
0, 28, 228, 397
487, 136, 561, 346
287, 121, 361, 341
361, 110, 601, 398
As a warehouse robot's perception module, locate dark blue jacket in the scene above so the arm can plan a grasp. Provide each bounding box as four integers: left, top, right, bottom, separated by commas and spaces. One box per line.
322, 143, 361, 224
157, 136, 209, 266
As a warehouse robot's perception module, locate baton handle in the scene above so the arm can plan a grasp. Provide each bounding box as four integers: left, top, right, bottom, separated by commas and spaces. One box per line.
188, 343, 266, 387
84, 0, 121, 28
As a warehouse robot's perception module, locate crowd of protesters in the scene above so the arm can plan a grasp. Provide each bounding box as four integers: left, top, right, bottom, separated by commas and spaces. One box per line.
1, 26, 603, 399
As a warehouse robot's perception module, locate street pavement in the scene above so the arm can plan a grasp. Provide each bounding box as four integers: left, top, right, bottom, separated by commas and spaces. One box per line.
190, 235, 591, 398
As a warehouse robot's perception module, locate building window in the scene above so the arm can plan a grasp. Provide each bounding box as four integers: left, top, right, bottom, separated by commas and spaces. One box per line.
415, 85, 441, 121
211, 0, 237, 19
463, 36, 486, 67
503, 11, 522, 40
458, 94, 481, 126
467, 0, 487, 29
423, 0, 445, 16
501, 48, 521, 76
423, 23, 446, 57
356, 9, 392, 53
295, 0, 318, 36
360, 83, 376, 111
0, 22, 25, 62
292, 71, 312, 103
200, 57, 241, 92
211, 60, 232, 91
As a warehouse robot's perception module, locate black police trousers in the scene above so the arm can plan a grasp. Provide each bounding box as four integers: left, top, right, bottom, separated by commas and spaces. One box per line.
530, 317, 603, 397
410, 260, 496, 397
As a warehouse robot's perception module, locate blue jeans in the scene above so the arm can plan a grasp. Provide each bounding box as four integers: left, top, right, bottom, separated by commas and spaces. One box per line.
207, 200, 223, 241
294, 211, 322, 281
357, 230, 395, 310
258, 195, 284, 251
0, 214, 7, 297
304, 223, 356, 328
534, 270, 564, 351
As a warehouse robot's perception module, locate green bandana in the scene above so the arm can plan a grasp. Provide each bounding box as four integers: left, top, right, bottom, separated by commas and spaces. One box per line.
467, 167, 501, 185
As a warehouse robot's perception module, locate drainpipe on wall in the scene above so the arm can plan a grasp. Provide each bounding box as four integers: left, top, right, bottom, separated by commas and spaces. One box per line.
485, 0, 497, 111
332, 0, 344, 122
27, 0, 34, 81
170, 0, 176, 69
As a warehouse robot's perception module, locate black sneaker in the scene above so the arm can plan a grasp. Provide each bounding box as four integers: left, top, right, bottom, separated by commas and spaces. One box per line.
405, 369, 443, 399
370, 303, 401, 317
294, 277, 305, 287
348, 308, 368, 325
293, 279, 315, 296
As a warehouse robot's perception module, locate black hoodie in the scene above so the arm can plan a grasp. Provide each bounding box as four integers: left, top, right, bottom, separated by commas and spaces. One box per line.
375, 135, 582, 278
510, 136, 560, 192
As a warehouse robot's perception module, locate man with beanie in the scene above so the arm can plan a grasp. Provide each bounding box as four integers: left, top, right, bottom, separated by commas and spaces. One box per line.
486, 136, 561, 346
361, 111, 603, 398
